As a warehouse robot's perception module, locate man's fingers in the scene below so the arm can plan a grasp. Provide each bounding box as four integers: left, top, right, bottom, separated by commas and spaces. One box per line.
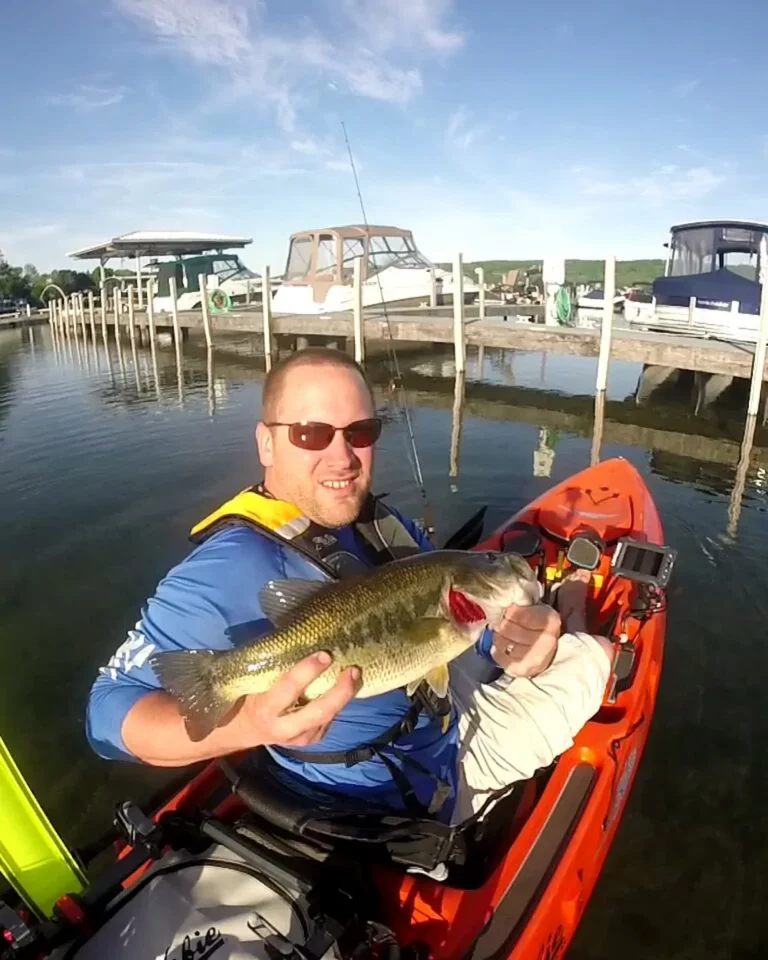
274, 668, 361, 742
501, 602, 561, 634
282, 721, 333, 748
267, 651, 336, 714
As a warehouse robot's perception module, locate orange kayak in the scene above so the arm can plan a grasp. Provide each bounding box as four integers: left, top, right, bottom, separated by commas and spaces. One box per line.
379, 455, 669, 959
8, 457, 669, 960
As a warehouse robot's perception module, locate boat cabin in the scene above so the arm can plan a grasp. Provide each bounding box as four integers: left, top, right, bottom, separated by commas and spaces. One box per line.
654, 220, 767, 315
283, 224, 432, 286
272, 224, 449, 315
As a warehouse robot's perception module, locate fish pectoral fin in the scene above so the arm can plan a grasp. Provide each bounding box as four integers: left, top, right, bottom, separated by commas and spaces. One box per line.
150, 649, 240, 742
400, 618, 455, 699
405, 663, 450, 701
259, 578, 331, 628
425, 663, 450, 700
405, 678, 422, 697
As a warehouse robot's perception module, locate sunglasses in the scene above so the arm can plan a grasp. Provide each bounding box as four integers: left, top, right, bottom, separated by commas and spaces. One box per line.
264, 417, 382, 451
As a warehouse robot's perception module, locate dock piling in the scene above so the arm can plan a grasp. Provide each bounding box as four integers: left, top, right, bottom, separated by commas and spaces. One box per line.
728, 413, 757, 540
79, 293, 87, 339
113, 288, 121, 339
453, 254, 465, 374
169, 277, 182, 352
146, 278, 160, 396
590, 389, 606, 466
747, 236, 768, 416
449, 371, 465, 482
99, 284, 107, 342
127, 285, 136, 346
87, 291, 96, 340
430, 268, 437, 309
475, 267, 486, 320
595, 255, 616, 393
353, 256, 364, 364
688, 296, 697, 328
198, 273, 213, 349
262, 267, 273, 370
113, 289, 125, 372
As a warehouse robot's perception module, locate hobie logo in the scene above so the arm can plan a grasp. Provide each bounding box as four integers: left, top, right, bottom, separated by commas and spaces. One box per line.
164, 927, 225, 960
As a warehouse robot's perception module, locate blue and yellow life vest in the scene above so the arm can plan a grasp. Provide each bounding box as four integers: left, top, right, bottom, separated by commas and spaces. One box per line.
190, 486, 422, 578
190, 486, 452, 817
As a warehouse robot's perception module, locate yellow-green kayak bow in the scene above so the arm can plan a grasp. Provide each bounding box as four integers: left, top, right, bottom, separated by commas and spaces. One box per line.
0, 735, 85, 918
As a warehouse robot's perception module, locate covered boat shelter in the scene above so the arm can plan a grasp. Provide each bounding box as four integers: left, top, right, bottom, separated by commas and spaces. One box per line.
68, 231, 252, 307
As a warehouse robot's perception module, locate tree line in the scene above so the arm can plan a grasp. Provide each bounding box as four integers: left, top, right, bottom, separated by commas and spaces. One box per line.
0, 250, 129, 306
437, 259, 666, 289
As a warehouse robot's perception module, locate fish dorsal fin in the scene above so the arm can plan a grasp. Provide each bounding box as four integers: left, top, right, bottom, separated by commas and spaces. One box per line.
259, 578, 330, 627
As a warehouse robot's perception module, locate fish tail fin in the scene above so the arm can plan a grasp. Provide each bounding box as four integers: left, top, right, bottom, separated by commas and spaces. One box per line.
150, 650, 239, 742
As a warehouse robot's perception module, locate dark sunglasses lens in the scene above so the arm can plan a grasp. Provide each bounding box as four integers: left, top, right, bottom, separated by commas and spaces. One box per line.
288, 422, 335, 450
344, 418, 382, 448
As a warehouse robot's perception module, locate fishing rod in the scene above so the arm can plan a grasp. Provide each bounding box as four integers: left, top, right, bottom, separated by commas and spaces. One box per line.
340, 121, 431, 529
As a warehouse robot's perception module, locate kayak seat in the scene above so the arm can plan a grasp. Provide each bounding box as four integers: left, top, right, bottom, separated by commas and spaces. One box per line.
220, 751, 542, 888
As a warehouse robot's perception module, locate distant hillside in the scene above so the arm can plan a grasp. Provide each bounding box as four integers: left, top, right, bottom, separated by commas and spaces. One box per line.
436, 259, 665, 288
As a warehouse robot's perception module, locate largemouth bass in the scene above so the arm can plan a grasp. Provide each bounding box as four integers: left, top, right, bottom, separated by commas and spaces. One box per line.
151, 550, 539, 741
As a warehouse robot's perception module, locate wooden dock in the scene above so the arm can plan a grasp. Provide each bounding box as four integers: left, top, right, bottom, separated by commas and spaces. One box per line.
95, 302, 768, 382
39, 284, 768, 383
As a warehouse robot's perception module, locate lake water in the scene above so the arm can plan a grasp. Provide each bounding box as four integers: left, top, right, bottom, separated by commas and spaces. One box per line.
2, 324, 768, 959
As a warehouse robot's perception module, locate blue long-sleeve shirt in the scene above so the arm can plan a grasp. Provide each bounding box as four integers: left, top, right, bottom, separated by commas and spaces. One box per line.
85, 509, 496, 821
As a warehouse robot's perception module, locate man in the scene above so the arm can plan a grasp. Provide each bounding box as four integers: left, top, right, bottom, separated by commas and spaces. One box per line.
86, 349, 612, 824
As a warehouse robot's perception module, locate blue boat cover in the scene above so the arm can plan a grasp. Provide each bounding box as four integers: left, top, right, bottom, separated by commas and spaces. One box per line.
653, 269, 761, 314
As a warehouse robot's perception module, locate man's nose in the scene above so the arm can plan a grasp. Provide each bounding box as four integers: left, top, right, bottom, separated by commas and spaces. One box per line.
326, 428, 358, 463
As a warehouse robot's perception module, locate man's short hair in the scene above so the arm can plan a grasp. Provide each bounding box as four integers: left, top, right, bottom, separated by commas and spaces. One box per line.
261, 348, 374, 422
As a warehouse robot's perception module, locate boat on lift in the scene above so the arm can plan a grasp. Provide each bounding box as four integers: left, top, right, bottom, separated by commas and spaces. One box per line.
271, 225, 478, 315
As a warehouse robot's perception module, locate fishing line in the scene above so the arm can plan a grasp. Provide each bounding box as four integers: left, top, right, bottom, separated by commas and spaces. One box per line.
341, 121, 431, 524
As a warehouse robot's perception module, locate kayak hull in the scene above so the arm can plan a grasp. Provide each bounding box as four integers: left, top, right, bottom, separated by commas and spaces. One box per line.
378, 457, 665, 959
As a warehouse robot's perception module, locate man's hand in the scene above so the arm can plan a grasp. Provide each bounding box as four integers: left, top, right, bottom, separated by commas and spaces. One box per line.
490, 603, 561, 679
233, 651, 361, 749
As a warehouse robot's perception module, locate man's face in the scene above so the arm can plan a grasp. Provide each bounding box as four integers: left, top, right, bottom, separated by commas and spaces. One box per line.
256, 363, 376, 528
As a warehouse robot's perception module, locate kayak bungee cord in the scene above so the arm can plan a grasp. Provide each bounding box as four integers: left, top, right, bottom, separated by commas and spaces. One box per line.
341, 121, 432, 533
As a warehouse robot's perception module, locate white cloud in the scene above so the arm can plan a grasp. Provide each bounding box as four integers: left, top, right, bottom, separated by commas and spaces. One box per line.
580, 165, 725, 204
445, 106, 488, 152
290, 138, 324, 156
339, 0, 463, 53
112, 0, 461, 126
48, 85, 127, 111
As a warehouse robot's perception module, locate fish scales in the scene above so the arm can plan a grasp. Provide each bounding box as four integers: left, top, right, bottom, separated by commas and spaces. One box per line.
218, 558, 453, 701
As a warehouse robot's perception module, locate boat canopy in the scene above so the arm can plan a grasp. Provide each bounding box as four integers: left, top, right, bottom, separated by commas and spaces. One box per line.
654, 220, 767, 314
68, 231, 253, 263
282, 225, 433, 286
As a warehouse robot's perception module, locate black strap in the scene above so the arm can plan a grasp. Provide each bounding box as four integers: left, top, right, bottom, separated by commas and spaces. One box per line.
278, 700, 423, 767
277, 696, 452, 818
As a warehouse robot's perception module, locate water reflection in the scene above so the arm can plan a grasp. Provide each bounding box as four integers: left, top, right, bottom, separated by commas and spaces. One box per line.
5, 325, 768, 959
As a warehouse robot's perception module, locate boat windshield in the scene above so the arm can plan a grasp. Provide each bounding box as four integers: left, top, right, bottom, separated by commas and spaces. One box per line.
286, 237, 313, 280
210, 256, 258, 281
669, 224, 764, 279
367, 235, 432, 277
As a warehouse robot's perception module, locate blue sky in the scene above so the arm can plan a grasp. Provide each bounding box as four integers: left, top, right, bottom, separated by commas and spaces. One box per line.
2, 0, 767, 272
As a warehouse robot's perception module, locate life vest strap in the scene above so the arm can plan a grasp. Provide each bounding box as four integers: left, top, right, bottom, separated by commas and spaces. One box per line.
277, 692, 452, 817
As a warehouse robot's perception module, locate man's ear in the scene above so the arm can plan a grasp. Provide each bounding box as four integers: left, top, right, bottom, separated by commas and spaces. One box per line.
256, 422, 273, 467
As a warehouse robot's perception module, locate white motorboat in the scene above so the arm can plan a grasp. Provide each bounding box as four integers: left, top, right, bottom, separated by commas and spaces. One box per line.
271, 224, 478, 315
575, 287, 625, 315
